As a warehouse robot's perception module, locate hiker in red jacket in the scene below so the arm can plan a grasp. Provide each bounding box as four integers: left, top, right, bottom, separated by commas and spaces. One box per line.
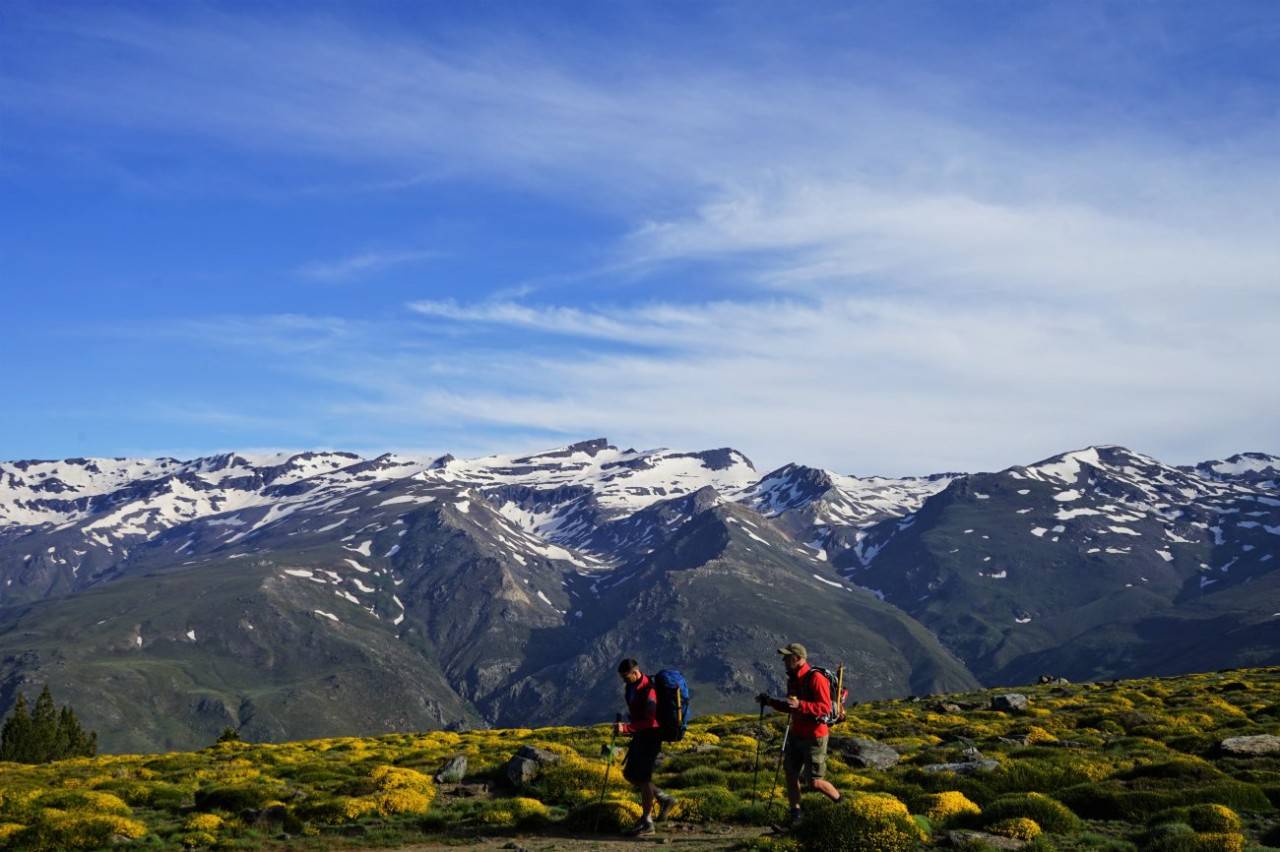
756, 643, 841, 826
615, 658, 678, 836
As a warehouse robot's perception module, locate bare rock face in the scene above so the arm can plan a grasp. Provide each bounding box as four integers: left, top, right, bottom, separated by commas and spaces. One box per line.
1220, 734, 1280, 756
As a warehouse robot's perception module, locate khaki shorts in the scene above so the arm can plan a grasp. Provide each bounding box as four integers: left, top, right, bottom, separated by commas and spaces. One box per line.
783, 734, 828, 781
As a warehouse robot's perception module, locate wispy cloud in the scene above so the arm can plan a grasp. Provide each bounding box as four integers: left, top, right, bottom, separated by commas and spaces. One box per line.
4, 5, 1277, 470
296, 249, 440, 282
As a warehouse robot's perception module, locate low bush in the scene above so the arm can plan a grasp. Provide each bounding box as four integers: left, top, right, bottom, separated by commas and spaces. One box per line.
1147, 804, 1242, 833
670, 786, 740, 822
916, 790, 981, 825
981, 792, 1081, 833
790, 794, 919, 852
192, 782, 284, 812
18, 809, 148, 849
989, 816, 1041, 840
560, 799, 642, 833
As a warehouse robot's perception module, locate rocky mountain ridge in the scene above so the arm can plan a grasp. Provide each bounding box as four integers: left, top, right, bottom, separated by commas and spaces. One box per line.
0, 440, 1276, 751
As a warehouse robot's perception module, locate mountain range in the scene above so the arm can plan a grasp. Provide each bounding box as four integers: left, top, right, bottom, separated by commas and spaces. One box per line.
1, 439, 1276, 752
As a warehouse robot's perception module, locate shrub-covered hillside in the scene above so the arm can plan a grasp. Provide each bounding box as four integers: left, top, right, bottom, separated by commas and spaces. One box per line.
5, 666, 1280, 850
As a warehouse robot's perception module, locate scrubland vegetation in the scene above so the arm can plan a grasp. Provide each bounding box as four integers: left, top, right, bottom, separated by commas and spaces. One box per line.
5, 667, 1280, 849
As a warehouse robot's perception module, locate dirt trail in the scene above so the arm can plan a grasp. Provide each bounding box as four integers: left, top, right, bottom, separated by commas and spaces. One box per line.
368, 824, 767, 850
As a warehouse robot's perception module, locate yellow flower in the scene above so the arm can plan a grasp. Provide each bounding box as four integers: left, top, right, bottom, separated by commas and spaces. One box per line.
372, 788, 432, 816
920, 791, 981, 823
990, 817, 1041, 840
183, 813, 222, 832
848, 792, 910, 821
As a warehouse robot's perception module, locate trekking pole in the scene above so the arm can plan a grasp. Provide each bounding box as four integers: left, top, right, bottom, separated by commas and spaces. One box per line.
593, 713, 623, 832
750, 701, 766, 803
764, 719, 791, 820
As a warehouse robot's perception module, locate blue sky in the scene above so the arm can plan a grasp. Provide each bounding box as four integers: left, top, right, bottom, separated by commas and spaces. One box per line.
2, 1, 1278, 475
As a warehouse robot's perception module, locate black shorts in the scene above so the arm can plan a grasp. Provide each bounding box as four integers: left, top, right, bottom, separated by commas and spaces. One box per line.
622, 730, 663, 784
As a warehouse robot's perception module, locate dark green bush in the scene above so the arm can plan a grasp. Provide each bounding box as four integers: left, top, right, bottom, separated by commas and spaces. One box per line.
672, 786, 741, 822
1117, 760, 1225, 783
1058, 780, 1269, 820
665, 766, 728, 788
980, 792, 1081, 833
192, 782, 285, 812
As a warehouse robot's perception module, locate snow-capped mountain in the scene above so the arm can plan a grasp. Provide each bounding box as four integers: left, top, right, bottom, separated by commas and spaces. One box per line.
0, 439, 1276, 751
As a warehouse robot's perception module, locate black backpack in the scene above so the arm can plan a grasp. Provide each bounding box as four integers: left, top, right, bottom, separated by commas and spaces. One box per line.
805, 665, 848, 726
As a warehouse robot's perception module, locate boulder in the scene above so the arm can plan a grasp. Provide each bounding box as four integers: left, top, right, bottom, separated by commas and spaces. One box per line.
1220, 735, 1280, 756
922, 759, 1000, 775
434, 755, 468, 783
990, 693, 1029, 712
935, 702, 964, 714
503, 745, 562, 787
833, 737, 900, 770
948, 829, 1027, 849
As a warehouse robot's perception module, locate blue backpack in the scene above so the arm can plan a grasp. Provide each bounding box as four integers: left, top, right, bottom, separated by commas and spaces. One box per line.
652, 670, 690, 742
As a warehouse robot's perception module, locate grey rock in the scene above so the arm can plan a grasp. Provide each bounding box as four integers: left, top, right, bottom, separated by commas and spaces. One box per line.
504, 744, 563, 787
434, 754, 467, 783
504, 756, 539, 787
960, 746, 985, 761
990, 693, 1029, 712
922, 759, 1000, 775
1220, 734, 1280, 756
834, 737, 900, 770
948, 829, 1026, 849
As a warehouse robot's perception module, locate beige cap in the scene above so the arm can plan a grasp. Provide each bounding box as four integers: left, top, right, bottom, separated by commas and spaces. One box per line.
776, 643, 807, 659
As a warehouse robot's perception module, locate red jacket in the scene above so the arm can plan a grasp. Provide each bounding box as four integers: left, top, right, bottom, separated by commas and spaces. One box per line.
620, 673, 661, 735
773, 662, 831, 738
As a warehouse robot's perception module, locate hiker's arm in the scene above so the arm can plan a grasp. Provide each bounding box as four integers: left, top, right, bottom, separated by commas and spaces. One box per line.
794, 674, 831, 719
757, 693, 790, 713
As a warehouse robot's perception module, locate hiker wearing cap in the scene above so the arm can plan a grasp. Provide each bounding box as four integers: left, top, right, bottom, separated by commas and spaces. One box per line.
615, 658, 678, 837
756, 642, 841, 826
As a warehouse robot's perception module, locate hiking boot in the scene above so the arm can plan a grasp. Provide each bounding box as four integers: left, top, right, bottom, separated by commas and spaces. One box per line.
623, 817, 656, 837
656, 792, 678, 821
786, 808, 803, 828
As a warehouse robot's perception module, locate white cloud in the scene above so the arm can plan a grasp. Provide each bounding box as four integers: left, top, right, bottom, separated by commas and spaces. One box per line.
296, 249, 439, 282
9, 8, 1276, 471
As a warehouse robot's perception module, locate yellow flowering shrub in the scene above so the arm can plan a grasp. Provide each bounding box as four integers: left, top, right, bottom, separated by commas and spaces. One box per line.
1190, 834, 1246, 852
561, 800, 642, 833
183, 813, 223, 832
32, 789, 131, 816
29, 809, 147, 848
990, 817, 1041, 840
297, 795, 377, 824
0, 823, 25, 842
792, 795, 919, 852
179, 830, 216, 848
373, 788, 432, 816
919, 791, 981, 824
848, 792, 910, 820
1023, 726, 1058, 744
477, 796, 550, 827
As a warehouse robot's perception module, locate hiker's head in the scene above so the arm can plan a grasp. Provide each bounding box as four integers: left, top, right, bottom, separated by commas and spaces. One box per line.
777, 643, 807, 673
617, 657, 642, 684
